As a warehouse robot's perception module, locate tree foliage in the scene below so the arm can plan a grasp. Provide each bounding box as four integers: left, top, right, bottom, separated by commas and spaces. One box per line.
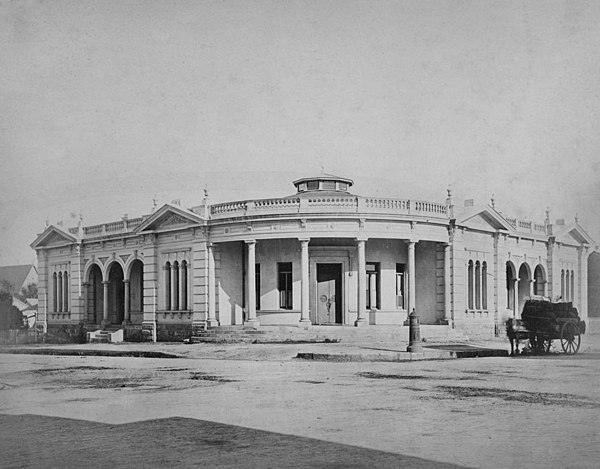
15, 283, 38, 302
0, 292, 25, 330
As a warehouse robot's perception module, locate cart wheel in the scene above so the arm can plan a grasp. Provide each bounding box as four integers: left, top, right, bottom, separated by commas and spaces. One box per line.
560, 322, 581, 354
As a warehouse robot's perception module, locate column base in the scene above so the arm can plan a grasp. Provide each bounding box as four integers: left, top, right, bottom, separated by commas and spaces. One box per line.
407, 344, 423, 353
299, 319, 312, 329
354, 317, 369, 327
244, 319, 260, 328
206, 319, 220, 328
100, 320, 110, 329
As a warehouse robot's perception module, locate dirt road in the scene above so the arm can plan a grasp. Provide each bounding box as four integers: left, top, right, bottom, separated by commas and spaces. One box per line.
1, 349, 599, 468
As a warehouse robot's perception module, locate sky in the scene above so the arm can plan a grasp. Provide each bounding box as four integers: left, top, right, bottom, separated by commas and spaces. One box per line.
1, 0, 600, 266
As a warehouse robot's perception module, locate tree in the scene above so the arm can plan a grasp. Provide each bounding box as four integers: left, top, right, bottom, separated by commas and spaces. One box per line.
0, 291, 24, 330
15, 283, 38, 302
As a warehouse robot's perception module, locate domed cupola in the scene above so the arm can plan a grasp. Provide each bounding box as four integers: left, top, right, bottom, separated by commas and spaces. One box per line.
292, 174, 354, 195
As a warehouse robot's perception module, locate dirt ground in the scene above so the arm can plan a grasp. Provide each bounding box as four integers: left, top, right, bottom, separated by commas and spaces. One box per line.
1, 337, 600, 468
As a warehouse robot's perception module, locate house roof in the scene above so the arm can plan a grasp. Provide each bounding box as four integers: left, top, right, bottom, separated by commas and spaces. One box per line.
30, 225, 77, 249
0, 265, 36, 292
455, 205, 514, 232
134, 203, 207, 233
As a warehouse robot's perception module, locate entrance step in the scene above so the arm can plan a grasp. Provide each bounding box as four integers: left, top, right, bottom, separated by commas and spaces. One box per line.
190, 326, 268, 344
87, 329, 124, 344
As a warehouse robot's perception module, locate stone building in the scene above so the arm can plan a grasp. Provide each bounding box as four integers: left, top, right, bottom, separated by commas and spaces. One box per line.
30, 174, 596, 341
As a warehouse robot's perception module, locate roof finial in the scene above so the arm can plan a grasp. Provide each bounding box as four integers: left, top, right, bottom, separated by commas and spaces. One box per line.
320, 165, 325, 175
545, 207, 550, 225
490, 193, 495, 209
204, 184, 209, 198
445, 186, 453, 205
575, 213, 579, 224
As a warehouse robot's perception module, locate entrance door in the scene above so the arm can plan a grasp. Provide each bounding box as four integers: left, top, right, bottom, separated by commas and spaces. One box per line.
316, 264, 342, 324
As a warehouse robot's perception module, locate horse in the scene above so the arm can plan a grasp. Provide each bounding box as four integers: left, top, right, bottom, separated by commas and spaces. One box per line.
505, 318, 529, 356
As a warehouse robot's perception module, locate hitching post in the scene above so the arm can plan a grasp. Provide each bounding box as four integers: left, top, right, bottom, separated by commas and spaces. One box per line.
407, 309, 423, 353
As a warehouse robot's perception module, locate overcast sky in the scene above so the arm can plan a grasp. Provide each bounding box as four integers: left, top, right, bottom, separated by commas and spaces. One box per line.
1, 0, 599, 266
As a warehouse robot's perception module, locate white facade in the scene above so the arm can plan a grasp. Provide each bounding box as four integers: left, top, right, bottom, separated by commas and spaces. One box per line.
31, 175, 596, 340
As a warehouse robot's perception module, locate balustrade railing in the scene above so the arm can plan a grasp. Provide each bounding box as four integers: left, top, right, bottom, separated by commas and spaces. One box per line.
210, 195, 449, 219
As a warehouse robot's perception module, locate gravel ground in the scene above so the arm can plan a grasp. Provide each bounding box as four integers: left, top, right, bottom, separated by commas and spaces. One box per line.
1, 334, 599, 468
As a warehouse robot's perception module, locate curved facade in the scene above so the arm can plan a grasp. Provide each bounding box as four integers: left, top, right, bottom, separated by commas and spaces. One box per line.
31, 174, 596, 340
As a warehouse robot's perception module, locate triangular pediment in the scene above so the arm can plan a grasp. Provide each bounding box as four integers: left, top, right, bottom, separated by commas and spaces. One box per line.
30, 225, 77, 249
457, 206, 513, 232
554, 223, 595, 246
135, 204, 205, 233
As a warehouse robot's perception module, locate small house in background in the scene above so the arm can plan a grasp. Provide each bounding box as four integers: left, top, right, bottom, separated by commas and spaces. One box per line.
11, 297, 38, 328
0, 264, 38, 297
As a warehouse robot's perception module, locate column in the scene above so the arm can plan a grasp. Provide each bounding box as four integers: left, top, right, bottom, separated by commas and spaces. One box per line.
82, 282, 89, 322
245, 240, 260, 327
443, 244, 452, 325
299, 238, 311, 326
513, 279, 519, 318
206, 243, 219, 327
408, 241, 417, 315
123, 279, 130, 323
355, 238, 368, 326
102, 280, 109, 326
369, 273, 377, 309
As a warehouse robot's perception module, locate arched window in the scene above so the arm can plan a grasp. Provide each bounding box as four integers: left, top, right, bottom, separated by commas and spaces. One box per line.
165, 262, 171, 310
63, 271, 69, 312
53, 272, 58, 312
58, 272, 63, 313
506, 263, 514, 309
571, 270, 575, 303
534, 266, 545, 296
172, 261, 179, 311
181, 260, 188, 310
475, 261, 481, 309
467, 261, 474, 309
482, 262, 488, 309
566, 270, 570, 301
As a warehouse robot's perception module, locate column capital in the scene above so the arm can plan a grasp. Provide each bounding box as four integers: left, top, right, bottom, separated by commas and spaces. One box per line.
298, 237, 310, 244
102, 281, 110, 285
356, 236, 368, 243
244, 239, 257, 245
122, 279, 130, 284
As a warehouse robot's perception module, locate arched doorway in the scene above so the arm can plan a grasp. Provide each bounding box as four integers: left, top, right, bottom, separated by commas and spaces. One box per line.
588, 252, 600, 318
87, 264, 103, 324
518, 263, 532, 316
108, 263, 125, 325
506, 261, 516, 317
533, 265, 546, 297
128, 260, 144, 323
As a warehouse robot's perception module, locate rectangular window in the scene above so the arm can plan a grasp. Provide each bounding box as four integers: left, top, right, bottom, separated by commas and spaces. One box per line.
307, 181, 319, 190
322, 180, 335, 190
338, 182, 348, 191
255, 263, 261, 310
278, 262, 293, 309
366, 262, 380, 310
396, 263, 405, 308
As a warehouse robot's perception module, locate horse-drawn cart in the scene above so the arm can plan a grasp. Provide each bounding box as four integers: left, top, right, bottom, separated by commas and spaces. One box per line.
506, 298, 586, 355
